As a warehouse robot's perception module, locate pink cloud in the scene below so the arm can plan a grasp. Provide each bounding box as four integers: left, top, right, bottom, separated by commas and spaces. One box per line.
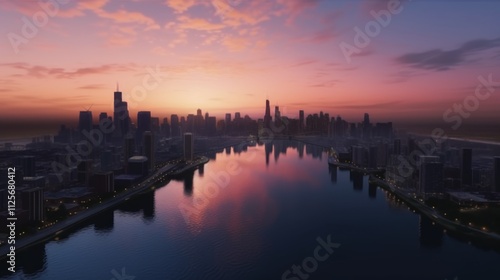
177, 15, 226, 31
165, 0, 198, 13
1, 63, 138, 79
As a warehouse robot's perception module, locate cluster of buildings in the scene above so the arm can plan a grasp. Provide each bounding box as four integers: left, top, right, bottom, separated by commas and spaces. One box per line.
1, 93, 500, 230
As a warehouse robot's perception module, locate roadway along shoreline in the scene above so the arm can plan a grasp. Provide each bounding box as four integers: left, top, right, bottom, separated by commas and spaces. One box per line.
0, 157, 209, 259
368, 176, 500, 242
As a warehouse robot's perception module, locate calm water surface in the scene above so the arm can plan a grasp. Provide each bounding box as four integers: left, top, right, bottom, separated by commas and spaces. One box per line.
3, 140, 500, 280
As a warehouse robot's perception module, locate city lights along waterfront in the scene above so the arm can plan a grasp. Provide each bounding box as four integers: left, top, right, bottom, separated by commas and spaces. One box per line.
2, 142, 500, 279
0, 155, 209, 259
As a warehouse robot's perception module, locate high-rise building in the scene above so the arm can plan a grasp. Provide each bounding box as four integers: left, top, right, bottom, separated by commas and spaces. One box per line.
78, 111, 93, 133
161, 117, 171, 138
143, 131, 154, 171
93, 172, 114, 193
418, 156, 443, 195
99, 112, 108, 121
461, 148, 472, 187
124, 136, 135, 170
186, 114, 195, 133
100, 149, 113, 171
362, 113, 371, 140
207, 117, 217, 136
494, 156, 500, 192
184, 133, 194, 161
225, 113, 232, 132
274, 106, 281, 128
235, 112, 241, 120
171, 114, 180, 137
113, 87, 125, 137
78, 159, 93, 188
137, 111, 151, 148
264, 100, 272, 129
299, 110, 304, 132
151, 117, 160, 134
114, 89, 122, 107
21, 187, 44, 223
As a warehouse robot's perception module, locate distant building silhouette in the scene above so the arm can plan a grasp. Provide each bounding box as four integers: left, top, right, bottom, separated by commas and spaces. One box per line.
93, 171, 114, 193
264, 100, 272, 130
113, 87, 130, 137
137, 111, 151, 149
418, 156, 443, 195
299, 110, 304, 133
171, 114, 180, 137
21, 187, 44, 223
184, 133, 194, 161
461, 148, 472, 187
143, 131, 154, 171
161, 117, 170, 138
78, 111, 93, 133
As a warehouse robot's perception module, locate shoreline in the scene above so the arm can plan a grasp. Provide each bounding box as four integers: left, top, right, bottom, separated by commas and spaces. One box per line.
368, 176, 500, 242
0, 156, 209, 259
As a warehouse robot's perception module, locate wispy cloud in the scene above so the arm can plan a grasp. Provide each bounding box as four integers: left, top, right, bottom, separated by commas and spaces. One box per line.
396, 37, 500, 71
77, 84, 108, 90
1, 63, 138, 79
165, 0, 198, 13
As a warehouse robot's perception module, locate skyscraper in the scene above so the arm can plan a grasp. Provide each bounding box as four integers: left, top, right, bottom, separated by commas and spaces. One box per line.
161, 117, 171, 138
21, 187, 44, 223
78, 111, 93, 133
93, 172, 114, 194
143, 131, 154, 171
494, 156, 500, 192
225, 113, 231, 132
113, 87, 124, 137
124, 136, 135, 169
171, 114, 180, 137
264, 100, 272, 129
137, 111, 151, 148
418, 156, 443, 195
274, 106, 281, 128
461, 148, 472, 187
184, 133, 194, 161
78, 159, 93, 188
362, 113, 371, 140
99, 112, 108, 121
299, 110, 304, 132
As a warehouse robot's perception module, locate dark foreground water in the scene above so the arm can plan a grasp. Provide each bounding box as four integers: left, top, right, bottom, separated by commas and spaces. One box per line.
3, 140, 500, 280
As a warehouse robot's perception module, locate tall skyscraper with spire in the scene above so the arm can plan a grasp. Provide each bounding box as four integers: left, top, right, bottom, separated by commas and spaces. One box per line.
113, 84, 130, 139
264, 99, 272, 129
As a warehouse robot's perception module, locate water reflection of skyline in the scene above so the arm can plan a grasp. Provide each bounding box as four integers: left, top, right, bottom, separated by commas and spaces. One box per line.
3, 141, 500, 279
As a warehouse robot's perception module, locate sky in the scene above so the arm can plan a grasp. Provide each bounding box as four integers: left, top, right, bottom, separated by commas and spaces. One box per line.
1, 0, 500, 137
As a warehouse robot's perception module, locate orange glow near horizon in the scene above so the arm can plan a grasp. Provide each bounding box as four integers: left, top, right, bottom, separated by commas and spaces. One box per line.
1, 0, 500, 130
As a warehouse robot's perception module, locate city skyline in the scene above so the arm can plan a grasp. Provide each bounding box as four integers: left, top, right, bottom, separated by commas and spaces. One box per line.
1, 0, 500, 139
